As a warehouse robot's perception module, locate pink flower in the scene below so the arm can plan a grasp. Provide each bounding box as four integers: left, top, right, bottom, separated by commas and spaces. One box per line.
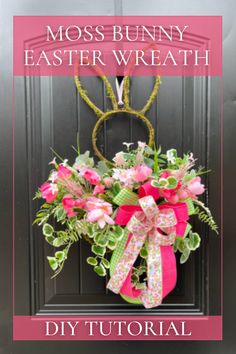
40, 182, 58, 203
160, 178, 182, 204
81, 168, 101, 185
103, 177, 114, 188
112, 168, 134, 188
113, 152, 126, 167
86, 197, 114, 229
57, 165, 72, 179
93, 184, 105, 195
160, 171, 172, 179
177, 189, 189, 200
187, 177, 205, 196
62, 194, 85, 218
132, 164, 152, 183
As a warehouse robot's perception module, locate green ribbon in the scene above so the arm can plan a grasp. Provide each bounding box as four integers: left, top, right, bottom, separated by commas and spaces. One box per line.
109, 230, 142, 305
186, 198, 195, 215
113, 188, 139, 206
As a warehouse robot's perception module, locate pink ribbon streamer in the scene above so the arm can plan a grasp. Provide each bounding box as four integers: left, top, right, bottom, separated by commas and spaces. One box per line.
107, 195, 177, 308
107, 180, 189, 308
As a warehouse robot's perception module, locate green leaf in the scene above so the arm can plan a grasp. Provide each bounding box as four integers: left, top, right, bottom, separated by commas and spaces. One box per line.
94, 233, 108, 247
188, 232, 201, 250
151, 180, 160, 188
180, 248, 191, 264
97, 160, 109, 174
43, 223, 54, 236
55, 207, 66, 221
74, 151, 94, 168
45, 235, 55, 245
87, 224, 94, 237
55, 251, 65, 261
166, 176, 178, 189
47, 256, 58, 271
135, 283, 146, 290
140, 247, 148, 259
137, 266, 147, 275
108, 233, 117, 242
87, 257, 98, 266
53, 238, 65, 247
101, 258, 110, 269
173, 239, 179, 252
91, 245, 106, 257
177, 239, 186, 252
112, 181, 121, 195
131, 274, 139, 283
56, 231, 68, 239
94, 264, 106, 277
107, 239, 117, 250
112, 226, 124, 240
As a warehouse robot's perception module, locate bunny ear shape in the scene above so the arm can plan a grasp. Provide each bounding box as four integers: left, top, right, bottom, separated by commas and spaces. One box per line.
74, 60, 118, 118
123, 75, 161, 114
140, 75, 161, 114
123, 42, 161, 114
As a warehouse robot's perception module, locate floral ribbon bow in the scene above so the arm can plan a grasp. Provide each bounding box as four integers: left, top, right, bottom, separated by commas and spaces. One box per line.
107, 195, 177, 308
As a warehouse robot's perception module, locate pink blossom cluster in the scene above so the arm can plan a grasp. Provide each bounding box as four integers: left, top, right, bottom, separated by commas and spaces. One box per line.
40, 163, 114, 228
158, 171, 205, 204
112, 164, 152, 188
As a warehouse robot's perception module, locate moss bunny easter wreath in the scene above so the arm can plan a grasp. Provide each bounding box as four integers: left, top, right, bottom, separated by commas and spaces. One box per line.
34, 71, 218, 308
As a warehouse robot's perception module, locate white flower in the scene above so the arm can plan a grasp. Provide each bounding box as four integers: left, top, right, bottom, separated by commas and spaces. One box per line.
49, 171, 58, 183
112, 168, 135, 188
123, 142, 134, 150
138, 141, 146, 150
62, 159, 68, 166
167, 149, 177, 164
48, 157, 57, 166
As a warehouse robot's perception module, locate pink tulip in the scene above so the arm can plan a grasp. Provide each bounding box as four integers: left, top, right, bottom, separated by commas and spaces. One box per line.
62, 194, 85, 218
57, 165, 72, 179
187, 177, 205, 196
40, 182, 58, 203
132, 164, 152, 183
93, 184, 105, 196
103, 177, 114, 188
81, 168, 101, 185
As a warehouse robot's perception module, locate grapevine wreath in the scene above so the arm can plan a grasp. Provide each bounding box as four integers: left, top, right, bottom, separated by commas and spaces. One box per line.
34, 71, 218, 308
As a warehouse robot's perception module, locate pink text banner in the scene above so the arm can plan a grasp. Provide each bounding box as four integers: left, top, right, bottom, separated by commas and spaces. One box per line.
13, 316, 222, 341
13, 16, 222, 76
